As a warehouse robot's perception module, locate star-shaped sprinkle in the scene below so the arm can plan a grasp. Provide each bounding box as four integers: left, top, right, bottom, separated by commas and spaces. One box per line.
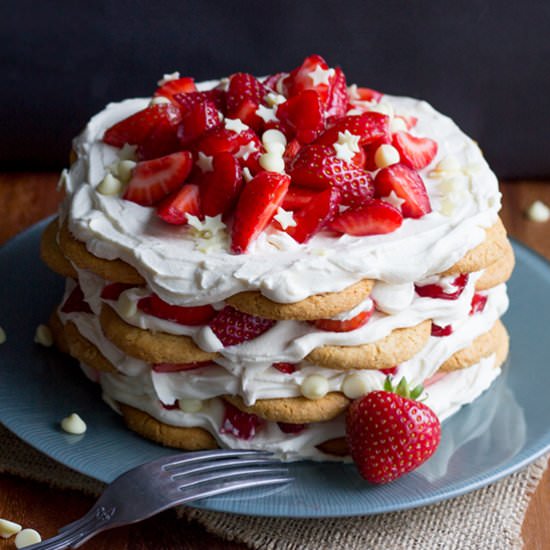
381, 191, 406, 211
264, 92, 287, 107
256, 104, 279, 123
333, 131, 360, 164
234, 141, 258, 161
196, 152, 214, 173
157, 72, 180, 86
273, 207, 297, 230
308, 65, 334, 86
224, 118, 249, 134
187, 214, 227, 240
118, 143, 138, 161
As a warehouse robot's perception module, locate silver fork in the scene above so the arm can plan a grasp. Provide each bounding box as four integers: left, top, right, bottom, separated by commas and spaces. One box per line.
26, 449, 292, 549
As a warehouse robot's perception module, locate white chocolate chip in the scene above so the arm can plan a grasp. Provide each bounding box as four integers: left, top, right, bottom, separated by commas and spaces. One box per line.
342, 372, 384, 399
368, 101, 394, 119
300, 375, 329, 400
118, 143, 138, 161
14, 529, 41, 548
0, 326, 5, 344
178, 399, 203, 413
374, 144, 400, 168
116, 160, 136, 184
157, 72, 180, 86
97, 173, 124, 196
259, 152, 285, 173
262, 129, 287, 147
389, 117, 408, 133
436, 155, 461, 173
117, 292, 137, 318
440, 196, 456, 217
264, 92, 287, 107
0, 518, 22, 539
263, 142, 285, 155
60, 413, 87, 435
34, 324, 53, 347
149, 96, 172, 106
526, 200, 550, 222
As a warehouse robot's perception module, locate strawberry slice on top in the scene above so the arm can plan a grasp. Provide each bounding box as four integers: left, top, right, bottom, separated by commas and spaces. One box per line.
314, 112, 390, 148
374, 163, 432, 218
226, 73, 268, 129
325, 67, 349, 119
276, 90, 325, 144
286, 54, 334, 105
124, 151, 193, 206
177, 98, 221, 147
231, 171, 291, 253
156, 182, 201, 225
391, 131, 438, 170
153, 77, 197, 103
328, 199, 403, 236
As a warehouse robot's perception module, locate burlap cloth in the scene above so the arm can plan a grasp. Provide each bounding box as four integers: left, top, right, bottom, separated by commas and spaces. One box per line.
0, 424, 546, 549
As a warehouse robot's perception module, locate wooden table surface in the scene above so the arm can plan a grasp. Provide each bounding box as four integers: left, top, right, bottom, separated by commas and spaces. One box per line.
0, 174, 549, 549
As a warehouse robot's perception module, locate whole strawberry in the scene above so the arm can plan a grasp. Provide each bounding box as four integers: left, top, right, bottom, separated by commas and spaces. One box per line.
346, 378, 441, 483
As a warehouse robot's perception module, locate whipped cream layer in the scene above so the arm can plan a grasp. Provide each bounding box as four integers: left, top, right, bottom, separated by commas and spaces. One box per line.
93, 354, 502, 461
61, 82, 501, 306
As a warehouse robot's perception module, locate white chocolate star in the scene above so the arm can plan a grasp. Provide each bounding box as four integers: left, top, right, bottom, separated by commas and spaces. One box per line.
224, 118, 249, 134
196, 152, 214, 173
308, 65, 334, 87
255, 104, 279, 123
187, 214, 226, 240
381, 191, 406, 211
333, 130, 360, 164
157, 71, 180, 86
234, 141, 258, 161
273, 207, 297, 230
264, 92, 287, 107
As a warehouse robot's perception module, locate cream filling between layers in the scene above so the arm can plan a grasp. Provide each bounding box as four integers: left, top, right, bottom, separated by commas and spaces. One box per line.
61, 84, 501, 306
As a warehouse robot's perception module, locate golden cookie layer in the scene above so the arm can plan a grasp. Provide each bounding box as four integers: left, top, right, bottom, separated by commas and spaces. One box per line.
48, 311, 69, 354
100, 304, 218, 364
225, 279, 375, 321
475, 240, 515, 291
58, 221, 145, 284
119, 403, 218, 450
40, 220, 78, 279
306, 320, 432, 371
223, 393, 350, 424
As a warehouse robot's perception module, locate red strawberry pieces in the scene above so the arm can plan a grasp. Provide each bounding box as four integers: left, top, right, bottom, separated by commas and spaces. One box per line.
177, 98, 221, 147
221, 401, 264, 440
209, 306, 275, 347
231, 171, 291, 253
415, 273, 469, 300
100, 283, 136, 301
315, 112, 390, 148
470, 293, 488, 315
276, 90, 325, 144
286, 54, 334, 105
278, 422, 306, 434
200, 153, 243, 217
431, 323, 453, 337
273, 362, 297, 374
197, 127, 261, 158
328, 199, 403, 236
124, 151, 193, 206
154, 77, 196, 103
374, 163, 431, 219
346, 384, 441, 483
226, 73, 267, 130
281, 185, 318, 211
61, 285, 92, 314
138, 293, 216, 326
314, 302, 374, 332
392, 131, 438, 170
325, 67, 348, 119
156, 183, 201, 225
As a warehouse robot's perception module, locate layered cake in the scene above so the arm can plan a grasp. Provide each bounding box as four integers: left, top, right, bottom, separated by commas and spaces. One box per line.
41, 55, 513, 480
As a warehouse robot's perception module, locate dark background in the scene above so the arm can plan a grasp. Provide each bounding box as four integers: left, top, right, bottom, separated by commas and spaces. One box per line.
2, 0, 549, 178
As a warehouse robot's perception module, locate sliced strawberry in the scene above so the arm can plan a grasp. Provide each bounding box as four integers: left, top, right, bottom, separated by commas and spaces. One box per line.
283, 138, 302, 165
415, 274, 469, 300
154, 77, 196, 103
156, 183, 201, 225
160, 400, 179, 410
61, 285, 92, 314
315, 112, 390, 147
431, 323, 453, 337
273, 362, 297, 374
278, 422, 306, 434
328, 199, 403, 236
281, 186, 320, 210
374, 163, 431, 218
287, 54, 333, 105
123, 151, 193, 206
103, 103, 182, 148
197, 127, 261, 158
470, 293, 488, 315
152, 361, 213, 373
174, 90, 226, 113
314, 303, 374, 332
352, 87, 383, 103
138, 294, 216, 326
209, 306, 275, 347
392, 131, 438, 170
200, 153, 243, 217
177, 98, 221, 147
395, 114, 418, 130
226, 73, 267, 129
100, 283, 135, 301
136, 121, 182, 161
286, 187, 340, 243
220, 401, 264, 440
231, 171, 291, 253
326, 67, 348, 119
380, 366, 398, 376
276, 90, 325, 144
263, 72, 287, 93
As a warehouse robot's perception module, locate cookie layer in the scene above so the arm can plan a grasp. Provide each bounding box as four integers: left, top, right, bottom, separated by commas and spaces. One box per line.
223, 393, 350, 424
48, 311, 69, 354
40, 220, 78, 279
226, 279, 375, 321
475, 240, 515, 291
119, 403, 218, 450
306, 320, 432, 371
100, 304, 218, 364
58, 221, 145, 284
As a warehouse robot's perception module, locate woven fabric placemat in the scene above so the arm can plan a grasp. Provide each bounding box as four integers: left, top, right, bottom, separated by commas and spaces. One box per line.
0, 424, 546, 549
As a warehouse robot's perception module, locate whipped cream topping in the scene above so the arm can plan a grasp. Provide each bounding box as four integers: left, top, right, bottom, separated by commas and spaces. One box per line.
61, 82, 501, 306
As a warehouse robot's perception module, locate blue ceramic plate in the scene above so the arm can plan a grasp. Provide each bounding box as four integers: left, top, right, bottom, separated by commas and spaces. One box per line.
1, 219, 549, 518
